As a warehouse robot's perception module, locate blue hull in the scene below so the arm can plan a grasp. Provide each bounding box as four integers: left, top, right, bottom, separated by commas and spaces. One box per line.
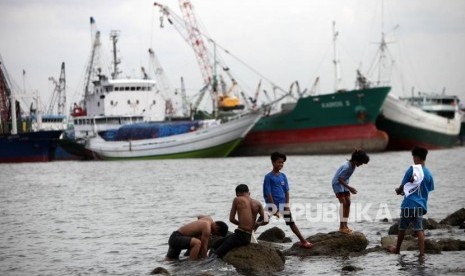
0, 130, 62, 163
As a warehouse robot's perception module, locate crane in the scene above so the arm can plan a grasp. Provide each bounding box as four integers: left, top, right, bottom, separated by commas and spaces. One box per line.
47, 62, 66, 115
154, 1, 247, 115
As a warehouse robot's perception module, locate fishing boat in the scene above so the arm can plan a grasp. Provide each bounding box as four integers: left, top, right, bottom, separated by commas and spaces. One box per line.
63, 16, 260, 160
376, 93, 461, 150
87, 111, 260, 160
0, 56, 62, 163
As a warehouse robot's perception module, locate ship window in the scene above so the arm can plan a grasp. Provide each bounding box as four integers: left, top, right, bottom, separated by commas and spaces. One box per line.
153, 100, 156, 105
131, 87, 136, 91
136, 100, 139, 104
97, 102, 100, 107
148, 87, 152, 91
136, 87, 141, 91
128, 100, 131, 104
141, 87, 146, 91
115, 87, 119, 91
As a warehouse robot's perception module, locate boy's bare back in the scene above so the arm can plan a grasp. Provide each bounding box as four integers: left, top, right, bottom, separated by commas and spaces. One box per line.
178, 217, 212, 237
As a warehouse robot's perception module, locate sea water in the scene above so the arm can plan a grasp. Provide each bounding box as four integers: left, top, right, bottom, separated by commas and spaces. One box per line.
1, 147, 464, 275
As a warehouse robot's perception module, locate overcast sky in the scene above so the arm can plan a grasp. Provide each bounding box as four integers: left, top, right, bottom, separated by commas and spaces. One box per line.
1, 0, 464, 112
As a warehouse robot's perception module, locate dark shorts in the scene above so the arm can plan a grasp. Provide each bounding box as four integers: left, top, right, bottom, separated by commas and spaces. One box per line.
336, 191, 350, 199
211, 228, 251, 258
166, 231, 192, 259
398, 208, 424, 231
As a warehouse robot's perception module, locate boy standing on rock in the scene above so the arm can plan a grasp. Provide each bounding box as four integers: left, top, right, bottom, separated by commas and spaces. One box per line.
390, 146, 434, 257
263, 152, 313, 248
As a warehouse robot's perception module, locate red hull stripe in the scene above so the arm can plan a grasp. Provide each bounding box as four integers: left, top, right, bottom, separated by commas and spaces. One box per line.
241, 123, 385, 146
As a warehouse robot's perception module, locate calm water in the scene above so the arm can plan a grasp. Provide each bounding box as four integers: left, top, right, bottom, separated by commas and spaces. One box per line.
1, 147, 465, 275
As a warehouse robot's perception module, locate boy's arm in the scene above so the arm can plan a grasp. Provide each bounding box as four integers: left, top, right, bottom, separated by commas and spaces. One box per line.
338, 177, 358, 194
199, 221, 211, 258
396, 167, 413, 195
229, 198, 239, 225
254, 203, 269, 230
197, 214, 212, 221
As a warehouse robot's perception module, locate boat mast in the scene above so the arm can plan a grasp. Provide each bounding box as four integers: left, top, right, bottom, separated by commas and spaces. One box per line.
332, 21, 341, 91
110, 30, 121, 79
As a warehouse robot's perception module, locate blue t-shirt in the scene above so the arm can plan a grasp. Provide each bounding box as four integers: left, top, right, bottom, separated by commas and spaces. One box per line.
331, 161, 355, 194
400, 165, 434, 214
263, 171, 289, 206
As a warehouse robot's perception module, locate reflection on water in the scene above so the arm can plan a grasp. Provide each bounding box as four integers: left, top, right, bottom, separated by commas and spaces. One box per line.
0, 147, 464, 275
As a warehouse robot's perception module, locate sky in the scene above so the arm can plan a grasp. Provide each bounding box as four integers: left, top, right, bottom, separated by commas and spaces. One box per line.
1, 0, 465, 113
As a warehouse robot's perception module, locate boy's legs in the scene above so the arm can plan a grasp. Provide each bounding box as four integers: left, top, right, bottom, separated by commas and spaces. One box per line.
283, 206, 312, 247
337, 193, 351, 230
188, 237, 201, 260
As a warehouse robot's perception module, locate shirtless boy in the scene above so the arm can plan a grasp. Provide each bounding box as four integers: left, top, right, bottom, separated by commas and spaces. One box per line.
210, 184, 268, 258
165, 215, 228, 261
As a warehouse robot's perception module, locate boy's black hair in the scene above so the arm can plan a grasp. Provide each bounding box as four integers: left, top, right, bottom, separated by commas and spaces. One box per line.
235, 184, 249, 194
271, 151, 286, 162
215, 221, 229, 237
412, 146, 428, 160
351, 149, 370, 164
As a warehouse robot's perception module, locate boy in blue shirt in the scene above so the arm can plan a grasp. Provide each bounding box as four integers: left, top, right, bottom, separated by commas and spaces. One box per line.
263, 152, 313, 249
391, 146, 434, 257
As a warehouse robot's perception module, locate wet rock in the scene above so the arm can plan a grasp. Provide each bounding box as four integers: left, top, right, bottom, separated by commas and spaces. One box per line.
284, 231, 368, 257
257, 226, 290, 243
381, 235, 441, 253
223, 243, 285, 273
380, 235, 465, 253
459, 222, 465, 229
437, 238, 465, 251
440, 208, 465, 226
150, 266, 170, 275
341, 265, 362, 271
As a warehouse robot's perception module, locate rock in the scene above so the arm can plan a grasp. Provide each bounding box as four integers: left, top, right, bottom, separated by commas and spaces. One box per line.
437, 239, 465, 251
341, 265, 362, 271
381, 235, 443, 254
150, 267, 170, 275
257, 226, 290, 243
459, 222, 465, 229
440, 208, 465, 226
223, 243, 285, 273
284, 231, 368, 257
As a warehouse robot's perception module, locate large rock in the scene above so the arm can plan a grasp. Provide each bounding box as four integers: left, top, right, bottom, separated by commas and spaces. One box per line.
223, 243, 285, 273
284, 231, 368, 257
440, 208, 465, 226
381, 235, 442, 254
257, 226, 291, 243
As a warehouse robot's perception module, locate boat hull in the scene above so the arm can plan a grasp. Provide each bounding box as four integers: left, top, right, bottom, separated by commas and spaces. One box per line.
0, 130, 62, 163
233, 86, 391, 155
376, 94, 461, 150
86, 112, 261, 160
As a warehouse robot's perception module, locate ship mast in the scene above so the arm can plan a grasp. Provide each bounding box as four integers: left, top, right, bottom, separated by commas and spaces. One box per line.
332, 21, 341, 92
110, 30, 122, 79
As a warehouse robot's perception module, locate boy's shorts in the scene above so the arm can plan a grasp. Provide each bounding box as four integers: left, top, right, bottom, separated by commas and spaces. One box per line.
335, 191, 350, 199
166, 231, 192, 259
398, 208, 424, 231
